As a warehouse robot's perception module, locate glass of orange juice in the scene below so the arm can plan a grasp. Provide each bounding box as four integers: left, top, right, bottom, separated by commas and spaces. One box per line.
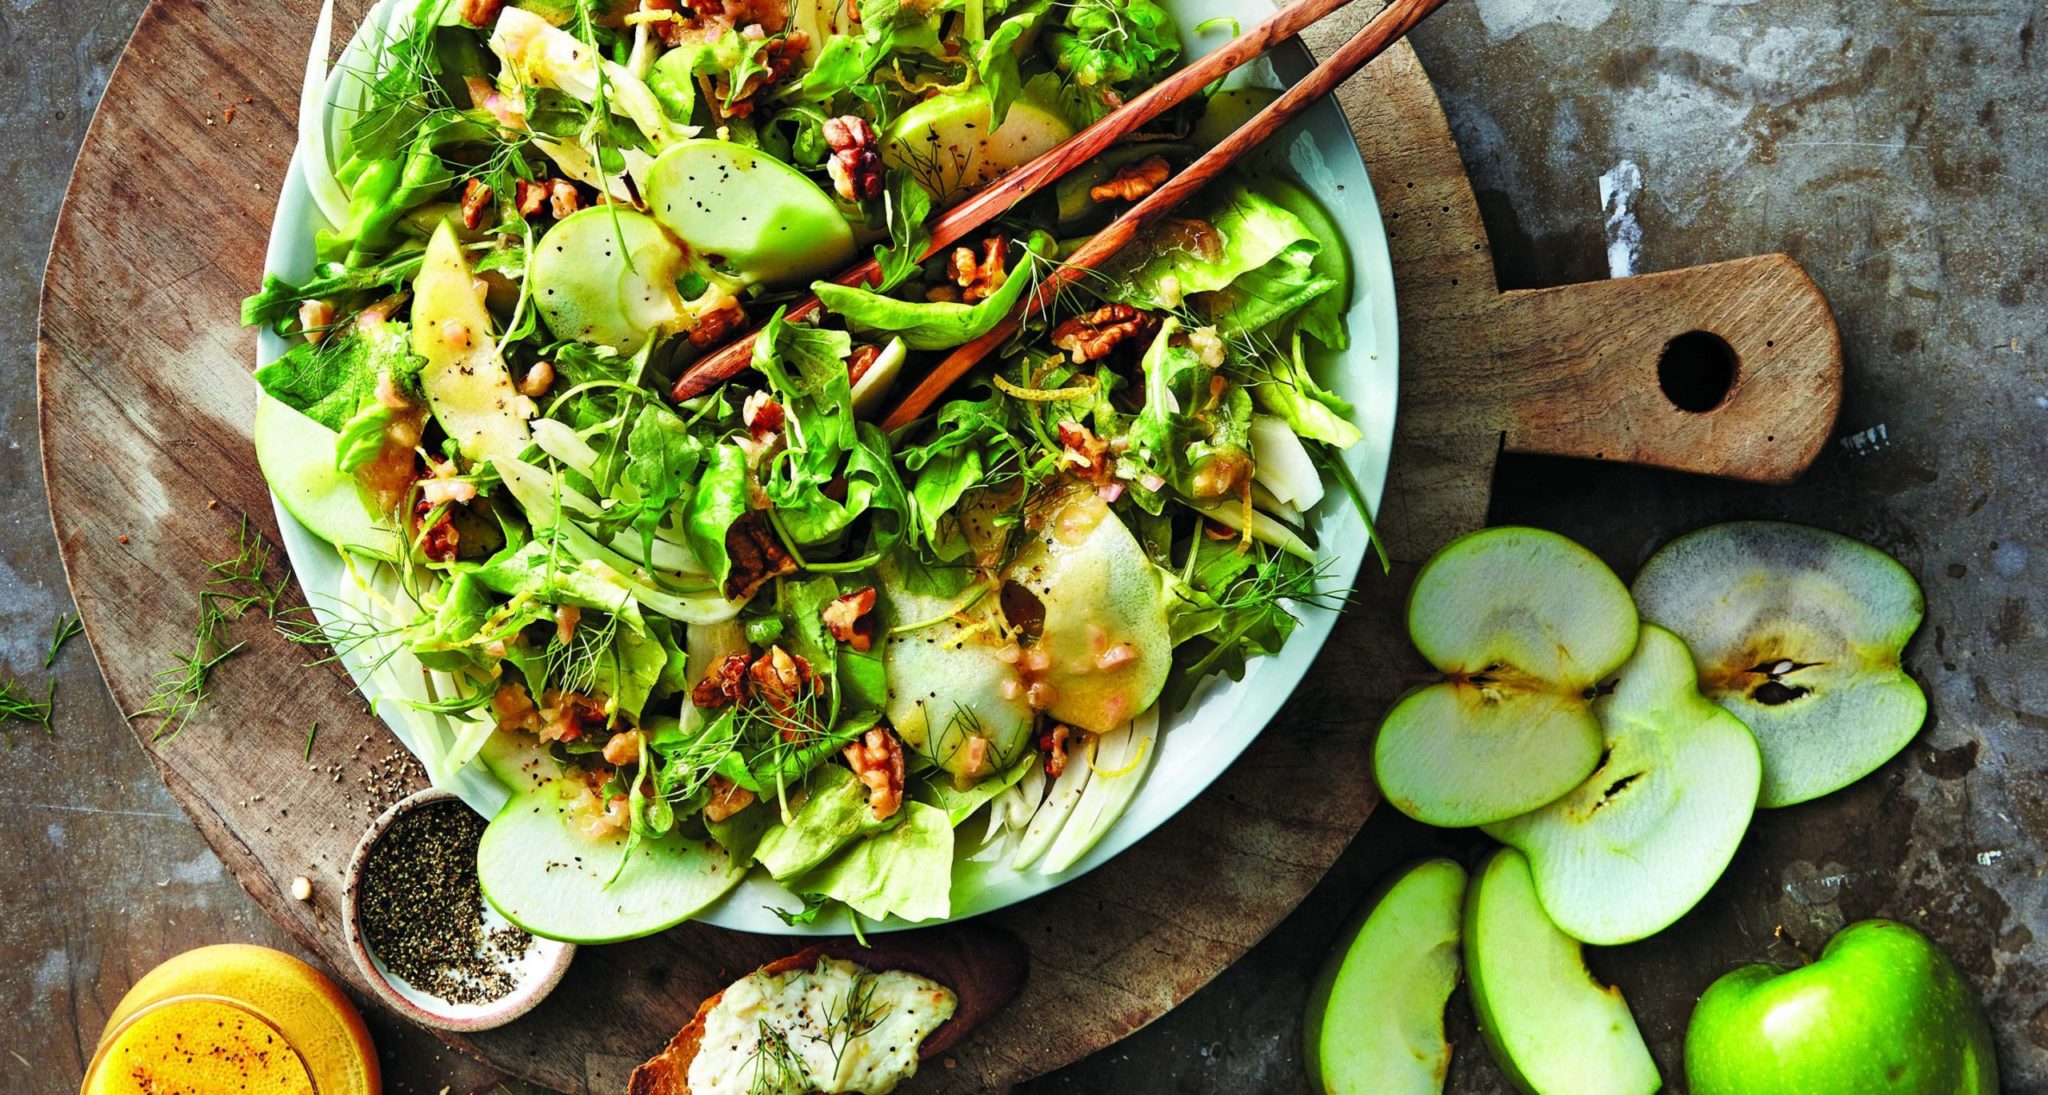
84, 945, 380, 1095
84, 995, 317, 1094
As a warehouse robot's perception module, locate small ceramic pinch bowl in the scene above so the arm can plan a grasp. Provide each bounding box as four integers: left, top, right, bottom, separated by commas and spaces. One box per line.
343, 788, 574, 1032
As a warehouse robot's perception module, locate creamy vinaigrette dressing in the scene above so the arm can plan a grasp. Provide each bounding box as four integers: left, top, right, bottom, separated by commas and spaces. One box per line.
690, 958, 956, 1095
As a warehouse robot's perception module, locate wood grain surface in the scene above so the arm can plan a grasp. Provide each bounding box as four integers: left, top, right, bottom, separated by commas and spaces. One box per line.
35, 1, 1839, 1091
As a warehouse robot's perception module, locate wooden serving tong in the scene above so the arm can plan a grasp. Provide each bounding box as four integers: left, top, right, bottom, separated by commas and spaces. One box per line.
669, 0, 1454, 425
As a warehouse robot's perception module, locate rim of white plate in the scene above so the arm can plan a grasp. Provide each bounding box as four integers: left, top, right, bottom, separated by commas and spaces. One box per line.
256, 0, 1397, 936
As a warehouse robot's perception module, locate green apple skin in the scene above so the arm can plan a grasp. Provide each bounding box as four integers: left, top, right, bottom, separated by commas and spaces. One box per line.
1464, 848, 1660, 1095
1303, 858, 1468, 1094
1686, 920, 1997, 1095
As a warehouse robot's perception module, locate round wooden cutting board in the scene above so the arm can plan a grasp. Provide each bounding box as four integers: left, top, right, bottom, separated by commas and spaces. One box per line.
37, 0, 1839, 1090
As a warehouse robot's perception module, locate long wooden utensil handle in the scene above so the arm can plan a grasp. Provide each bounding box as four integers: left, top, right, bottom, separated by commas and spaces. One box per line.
670, 0, 1371, 402
880, 0, 1451, 430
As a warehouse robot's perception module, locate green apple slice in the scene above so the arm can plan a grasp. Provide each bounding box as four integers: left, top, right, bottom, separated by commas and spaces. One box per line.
1375, 527, 1640, 827
476, 773, 743, 943
1631, 521, 1926, 807
1003, 492, 1172, 733
253, 395, 399, 559
531, 206, 688, 350
1484, 625, 1761, 945
1304, 858, 1467, 1095
884, 89, 1074, 203
880, 565, 1035, 785
643, 138, 855, 286
1465, 848, 1661, 1095
412, 221, 533, 465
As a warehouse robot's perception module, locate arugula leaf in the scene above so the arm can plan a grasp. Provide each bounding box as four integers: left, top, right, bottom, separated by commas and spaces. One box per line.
770, 891, 834, 926
621, 404, 705, 554
896, 385, 1019, 548
869, 172, 934, 293
974, 2, 1051, 127
685, 442, 751, 591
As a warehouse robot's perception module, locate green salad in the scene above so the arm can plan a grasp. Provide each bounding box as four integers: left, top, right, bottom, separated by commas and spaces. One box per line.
249, 0, 1378, 938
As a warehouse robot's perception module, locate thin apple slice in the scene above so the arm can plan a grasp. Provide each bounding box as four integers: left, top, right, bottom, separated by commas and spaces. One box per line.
1304, 858, 1467, 1095
1375, 527, 1639, 827
1484, 625, 1761, 945
1465, 848, 1661, 1095
1631, 521, 1926, 807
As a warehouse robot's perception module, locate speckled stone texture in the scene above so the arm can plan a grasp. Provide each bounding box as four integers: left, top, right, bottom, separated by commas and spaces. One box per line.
7, 0, 2043, 1091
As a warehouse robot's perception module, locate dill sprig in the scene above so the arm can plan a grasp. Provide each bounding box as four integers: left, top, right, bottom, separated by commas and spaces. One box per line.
0, 676, 55, 745
749, 1019, 807, 1095
45, 612, 83, 668
821, 967, 891, 1072
131, 519, 294, 741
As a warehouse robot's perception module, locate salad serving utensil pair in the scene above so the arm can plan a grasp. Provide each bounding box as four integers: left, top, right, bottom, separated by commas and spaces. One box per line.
669, 0, 1453, 420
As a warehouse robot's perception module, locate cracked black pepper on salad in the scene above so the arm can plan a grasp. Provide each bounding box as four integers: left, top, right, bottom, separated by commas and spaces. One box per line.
247, 0, 1381, 937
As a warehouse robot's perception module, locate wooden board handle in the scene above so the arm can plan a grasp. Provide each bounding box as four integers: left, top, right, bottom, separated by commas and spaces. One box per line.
1491, 253, 1842, 484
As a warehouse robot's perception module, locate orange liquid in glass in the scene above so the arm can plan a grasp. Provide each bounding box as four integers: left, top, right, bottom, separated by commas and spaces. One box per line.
84, 997, 316, 1095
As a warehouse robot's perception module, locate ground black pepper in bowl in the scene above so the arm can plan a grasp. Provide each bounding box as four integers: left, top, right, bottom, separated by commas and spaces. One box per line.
356, 798, 532, 1006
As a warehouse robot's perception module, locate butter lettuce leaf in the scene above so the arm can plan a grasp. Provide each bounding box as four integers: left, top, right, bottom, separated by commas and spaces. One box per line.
792, 800, 953, 922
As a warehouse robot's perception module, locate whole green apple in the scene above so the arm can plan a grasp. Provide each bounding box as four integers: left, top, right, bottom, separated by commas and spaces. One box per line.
1686, 919, 1997, 1094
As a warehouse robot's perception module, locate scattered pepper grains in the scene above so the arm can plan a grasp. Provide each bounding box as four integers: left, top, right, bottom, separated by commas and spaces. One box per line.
357, 799, 531, 1006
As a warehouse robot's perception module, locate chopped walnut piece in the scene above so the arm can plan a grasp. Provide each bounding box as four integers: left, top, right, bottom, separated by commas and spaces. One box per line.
703, 775, 757, 822
538, 690, 607, 743
638, 0, 690, 46
947, 234, 1009, 303
1090, 155, 1170, 203
1040, 724, 1072, 778
492, 682, 542, 733
721, 512, 798, 601
842, 727, 906, 820
459, 0, 503, 27
691, 653, 753, 708
1050, 304, 1161, 363
1056, 419, 1114, 486
688, 297, 748, 349
822, 587, 879, 652
545, 178, 581, 220
748, 645, 815, 715
459, 178, 493, 230
823, 115, 883, 203
412, 466, 460, 562
714, 34, 808, 118
741, 390, 785, 438
513, 178, 549, 217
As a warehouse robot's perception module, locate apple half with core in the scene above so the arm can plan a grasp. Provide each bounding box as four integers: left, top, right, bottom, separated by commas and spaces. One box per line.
1375, 527, 1640, 827
1484, 625, 1761, 945
1632, 521, 1926, 807
1686, 919, 1997, 1095
1464, 848, 1661, 1095
1304, 858, 1467, 1094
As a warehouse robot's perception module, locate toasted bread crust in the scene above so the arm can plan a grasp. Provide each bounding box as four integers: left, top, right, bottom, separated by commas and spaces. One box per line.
628, 928, 1027, 1095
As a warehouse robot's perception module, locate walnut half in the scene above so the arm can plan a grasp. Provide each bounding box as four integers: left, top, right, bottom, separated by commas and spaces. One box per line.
1090, 155, 1170, 203
1050, 304, 1161, 363
823, 115, 883, 203
843, 727, 906, 820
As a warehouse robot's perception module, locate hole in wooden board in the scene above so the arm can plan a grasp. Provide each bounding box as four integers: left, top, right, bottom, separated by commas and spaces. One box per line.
1658, 331, 1738, 413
